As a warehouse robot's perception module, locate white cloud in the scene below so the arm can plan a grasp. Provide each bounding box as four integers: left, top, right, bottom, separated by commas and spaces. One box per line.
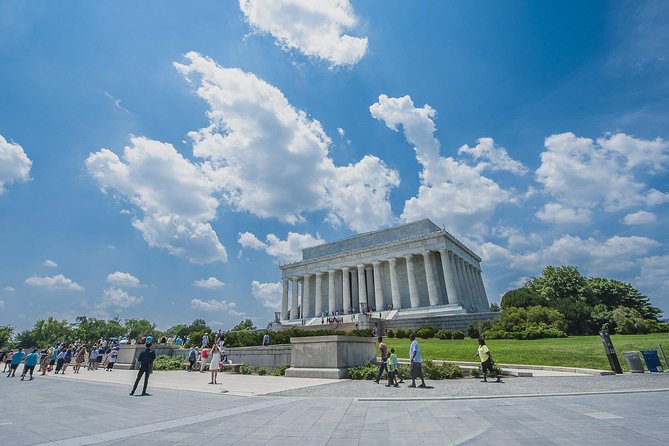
239, 0, 368, 67
536, 132, 669, 213
251, 280, 282, 310
86, 136, 227, 264
0, 134, 32, 194
193, 277, 225, 289
458, 137, 529, 175
535, 202, 593, 224
241, 231, 324, 263
99, 287, 143, 308
636, 255, 669, 301
25, 274, 84, 291
370, 94, 522, 236
3, 286, 15, 292
191, 298, 245, 315
238, 232, 267, 250
337, 127, 346, 138
106, 271, 141, 288
42, 259, 58, 268
175, 52, 398, 232
481, 234, 660, 275
623, 210, 657, 225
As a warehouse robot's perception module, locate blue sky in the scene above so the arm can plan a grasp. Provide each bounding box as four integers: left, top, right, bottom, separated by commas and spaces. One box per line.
1, 1, 668, 331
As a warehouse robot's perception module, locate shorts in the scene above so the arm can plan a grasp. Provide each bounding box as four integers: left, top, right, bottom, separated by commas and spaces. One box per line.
49, 360, 55, 365
10, 363, 19, 370
481, 358, 495, 374
410, 362, 423, 380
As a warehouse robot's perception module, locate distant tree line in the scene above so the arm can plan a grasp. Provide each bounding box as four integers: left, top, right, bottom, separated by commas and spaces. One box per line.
483, 265, 667, 339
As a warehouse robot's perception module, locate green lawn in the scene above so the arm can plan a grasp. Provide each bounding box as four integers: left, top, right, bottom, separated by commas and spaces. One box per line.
384, 334, 669, 371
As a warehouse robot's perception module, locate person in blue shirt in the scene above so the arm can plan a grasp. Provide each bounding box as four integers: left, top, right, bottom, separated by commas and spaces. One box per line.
21, 349, 40, 381
7, 347, 25, 377
408, 333, 426, 388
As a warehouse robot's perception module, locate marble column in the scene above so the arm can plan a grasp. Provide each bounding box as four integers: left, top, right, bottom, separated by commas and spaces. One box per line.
302, 274, 311, 318
372, 261, 384, 312
281, 278, 289, 320
315, 272, 323, 317
388, 257, 402, 310
328, 270, 336, 315
464, 264, 478, 311
454, 256, 469, 309
351, 269, 359, 310
439, 249, 459, 305
365, 266, 375, 309
291, 277, 299, 320
423, 251, 440, 306
475, 268, 488, 310
342, 267, 351, 312
405, 254, 420, 308
357, 264, 368, 311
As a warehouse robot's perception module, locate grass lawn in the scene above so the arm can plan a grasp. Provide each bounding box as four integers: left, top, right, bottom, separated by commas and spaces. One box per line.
384, 334, 669, 372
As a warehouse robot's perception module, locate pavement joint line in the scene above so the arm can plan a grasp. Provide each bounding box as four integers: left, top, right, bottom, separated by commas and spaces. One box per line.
33, 397, 300, 446
357, 387, 669, 402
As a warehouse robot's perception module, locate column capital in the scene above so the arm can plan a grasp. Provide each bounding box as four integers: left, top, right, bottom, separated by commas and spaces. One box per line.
371, 260, 381, 266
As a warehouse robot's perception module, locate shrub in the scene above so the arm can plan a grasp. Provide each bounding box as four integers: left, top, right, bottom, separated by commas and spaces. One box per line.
152, 355, 183, 371
451, 330, 465, 340
397, 363, 410, 379
346, 361, 378, 380
395, 329, 412, 339
240, 363, 256, 375
257, 367, 268, 376
270, 364, 291, 376
611, 307, 658, 335
467, 321, 492, 339
422, 360, 463, 379
416, 326, 438, 339
436, 329, 452, 340
655, 323, 669, 333
386, 329, 395, 338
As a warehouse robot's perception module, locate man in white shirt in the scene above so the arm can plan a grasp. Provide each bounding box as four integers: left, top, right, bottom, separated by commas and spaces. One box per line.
408, 333, 426, 388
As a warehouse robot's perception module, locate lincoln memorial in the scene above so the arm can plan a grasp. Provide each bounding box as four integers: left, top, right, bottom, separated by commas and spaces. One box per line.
278, 219, 497, 331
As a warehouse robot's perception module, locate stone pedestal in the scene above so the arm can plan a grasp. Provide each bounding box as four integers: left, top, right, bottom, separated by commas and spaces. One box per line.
285, 335, 376, 379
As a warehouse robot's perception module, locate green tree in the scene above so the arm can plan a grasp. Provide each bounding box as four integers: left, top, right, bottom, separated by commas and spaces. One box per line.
165, 323, 189, 338
611, 306, 658, 334
500, 287, 547, 309
231, 319, 256, 331
15, 316, 73, 348
72, 316, 109, 343
587, 278, 661, 320
124, 318, 156, 340
0, 325, 14, 349
528, 265, 590, 303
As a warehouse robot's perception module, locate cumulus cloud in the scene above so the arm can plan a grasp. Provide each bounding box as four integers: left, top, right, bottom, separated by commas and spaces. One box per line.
239, 231, 324, 263
3, 286, 15, 292
0, 135, 32, 194
106, 271, 141, 288
458, 137, 529, 175
25, 274, 84, 291
43, 259, 58, 268
623, 210, 657, 225
239, 0, 368, 66
480, 234, 660, 275
535, 132, 669, 218
251, 280, 282, 310
191, 298, 245, 315
99, 287, 143, 308
175, 52, 398, 232
86, 136, 227, 264
193, 277, 225, 289
370, 94, 523, 236
535, 202, 593, 224
636, 255, 669, 298
238, 232, 267, 250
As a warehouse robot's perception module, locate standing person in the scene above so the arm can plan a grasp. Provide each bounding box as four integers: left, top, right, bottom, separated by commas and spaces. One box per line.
386, 348, 399, 387
2, 349, 12, 373
38, 348, 50, 374
88, 345, 97, 371
61, 349, 73, 374
262, 333, 270, 346
209, 344, 221, 384
21, 349, 39, 381
130, 343, 156, 396
54, 349, 65, 374
95, 346, 104, 369
408, 333, 426, 388
0, 350, 6, 371
74, 345, 87, 373
106, 347, 118, 371
374, 337, 388, 384
199, 345, 209, 373
187, 346, 196, 372
202, 333, 209, 348
49, 346, 59, 372
475, 338, 502, 383
7, 348, 25, 377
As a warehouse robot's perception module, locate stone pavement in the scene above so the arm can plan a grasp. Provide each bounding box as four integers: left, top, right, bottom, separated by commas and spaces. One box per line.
2, 371, 669, 445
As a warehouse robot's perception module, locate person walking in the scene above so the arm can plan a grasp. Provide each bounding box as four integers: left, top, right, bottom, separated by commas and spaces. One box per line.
199, 345, 209, 373
374, 336, 388, 384
74, 345, 86, 374
61, 348, 73, 374
21, 349, 39, 381
187, 346, 196, 372
209, 344, 221, 384
262, 333, 270, 346
386, 348, 399, 387
475, 338, 502, 383
3, 350, 14, 373
408, 333, 426, 388
7, 348, 25, 377
130, 343, 156, 396
106, 347, 118, 371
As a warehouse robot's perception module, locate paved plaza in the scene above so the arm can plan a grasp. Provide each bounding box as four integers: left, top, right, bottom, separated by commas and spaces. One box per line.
1, 369, 669, 445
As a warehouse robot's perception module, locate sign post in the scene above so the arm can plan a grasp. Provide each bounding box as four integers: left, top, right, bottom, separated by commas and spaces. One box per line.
600, 331, 623, 374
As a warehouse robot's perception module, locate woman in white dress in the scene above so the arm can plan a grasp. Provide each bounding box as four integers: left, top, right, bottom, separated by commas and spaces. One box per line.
209, 344, 221, 384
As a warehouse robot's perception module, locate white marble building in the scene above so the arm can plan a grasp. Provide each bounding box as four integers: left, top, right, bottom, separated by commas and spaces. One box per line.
279, 219, 489, 322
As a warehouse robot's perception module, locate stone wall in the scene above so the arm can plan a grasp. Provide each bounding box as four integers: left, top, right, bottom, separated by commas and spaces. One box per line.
378, 312, 500, 333
286, 335, 376, 378
226, 345, 292, 370
117, 344, 189, 369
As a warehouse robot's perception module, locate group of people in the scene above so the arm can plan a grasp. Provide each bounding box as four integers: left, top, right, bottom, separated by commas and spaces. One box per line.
374, 334, 502, 388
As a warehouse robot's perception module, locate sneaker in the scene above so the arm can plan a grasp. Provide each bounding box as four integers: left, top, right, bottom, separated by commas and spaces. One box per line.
140, 392, 151, 396
129, 392, 134, 396
418, 383, 427, 388
394, 384, 399, 388
385, 384, 391, 387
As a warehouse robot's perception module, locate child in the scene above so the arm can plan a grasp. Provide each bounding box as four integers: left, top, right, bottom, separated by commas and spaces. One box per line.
106, 348, 118, 371
386, 348, 399, 387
